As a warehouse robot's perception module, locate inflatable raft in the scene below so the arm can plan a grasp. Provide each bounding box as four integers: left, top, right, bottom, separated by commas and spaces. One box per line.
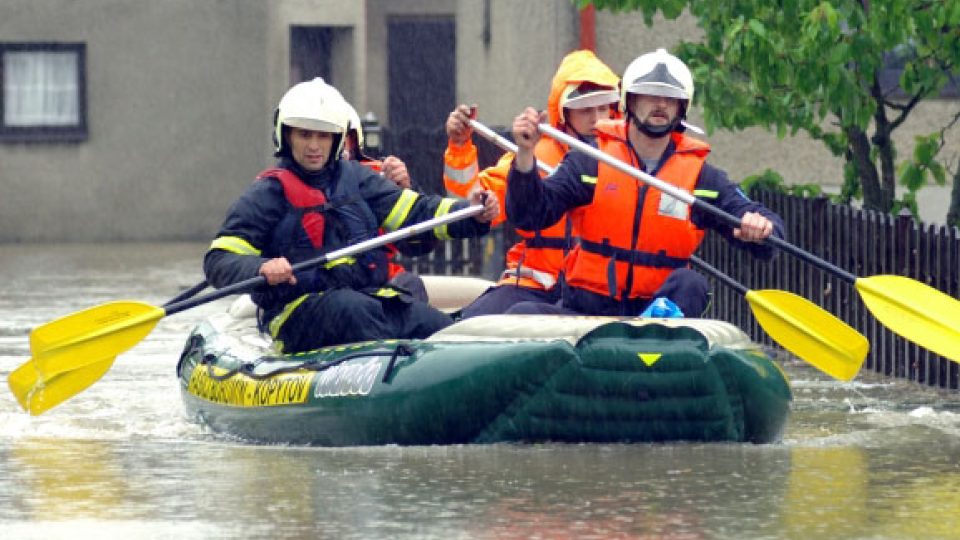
176, 276, 791, 445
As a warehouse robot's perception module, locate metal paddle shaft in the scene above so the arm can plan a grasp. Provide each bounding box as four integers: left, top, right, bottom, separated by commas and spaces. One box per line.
10, 204, 485, 415
469, 119, 555, 175
537, 123, 856, 280
468, 118, 867, 379
538, 122, 960, 366
163, 204, 484, 316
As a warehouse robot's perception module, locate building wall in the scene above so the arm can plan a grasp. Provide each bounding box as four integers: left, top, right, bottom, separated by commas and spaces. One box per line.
365, 0, 456, 127
454, 4, 957, 225
1, 0, 955, 243
455, 0, 580, 128
267, 0, 366, 118
0, 0, 269, 242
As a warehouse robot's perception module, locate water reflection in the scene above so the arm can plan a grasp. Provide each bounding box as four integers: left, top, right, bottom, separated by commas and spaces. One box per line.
9, 438, 127, 520
1, 243, 960, 539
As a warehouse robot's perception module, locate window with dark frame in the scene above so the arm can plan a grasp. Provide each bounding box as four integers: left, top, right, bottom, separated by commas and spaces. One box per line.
1, 42, 87, 143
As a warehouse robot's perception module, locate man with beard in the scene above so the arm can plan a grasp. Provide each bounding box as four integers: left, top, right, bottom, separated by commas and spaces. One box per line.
504, 48, 784, 318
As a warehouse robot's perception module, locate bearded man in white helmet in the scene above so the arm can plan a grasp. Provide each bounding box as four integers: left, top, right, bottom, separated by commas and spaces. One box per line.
204, 78, 498, 352
504, 49, 784, 318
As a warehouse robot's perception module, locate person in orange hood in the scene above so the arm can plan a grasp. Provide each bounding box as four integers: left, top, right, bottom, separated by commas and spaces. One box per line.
443, 50, 619, 317
506, 48, 784, 318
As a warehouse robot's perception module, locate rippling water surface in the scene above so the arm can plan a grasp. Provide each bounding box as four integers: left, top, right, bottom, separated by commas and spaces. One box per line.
1, 243, 959, 539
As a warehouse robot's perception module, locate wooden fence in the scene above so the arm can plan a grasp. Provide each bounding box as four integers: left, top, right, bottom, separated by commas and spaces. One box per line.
701, 191, 959, 389
383, 126, 960, 389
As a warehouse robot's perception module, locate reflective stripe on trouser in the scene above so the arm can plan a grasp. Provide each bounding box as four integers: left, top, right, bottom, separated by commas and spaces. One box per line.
498, 266, 557, 290
271, 288, 453, 353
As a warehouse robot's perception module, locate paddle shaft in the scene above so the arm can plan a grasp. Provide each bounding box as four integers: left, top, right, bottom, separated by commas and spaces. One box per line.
163, 204, 485, 316
537, 123, 858, 284
163, 123, 514, 311
469, 119, 556, 176
164, 280, 209, 307
456, 120, 869, 379
689, 255, 748, 296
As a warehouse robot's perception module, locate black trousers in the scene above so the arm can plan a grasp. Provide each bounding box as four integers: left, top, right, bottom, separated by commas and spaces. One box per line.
505, 268, 710, 318
274, 288, 453, 353
461, 283, 560, 319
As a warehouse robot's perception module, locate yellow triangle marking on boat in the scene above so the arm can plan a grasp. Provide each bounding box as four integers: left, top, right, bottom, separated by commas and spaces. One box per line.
638, 353, 662, 366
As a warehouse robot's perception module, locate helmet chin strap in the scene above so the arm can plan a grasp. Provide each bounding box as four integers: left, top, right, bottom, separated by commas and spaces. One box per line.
627, 110, 676, 139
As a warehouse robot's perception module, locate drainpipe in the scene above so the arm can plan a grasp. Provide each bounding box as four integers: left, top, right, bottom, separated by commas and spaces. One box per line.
579, 5, 596, 51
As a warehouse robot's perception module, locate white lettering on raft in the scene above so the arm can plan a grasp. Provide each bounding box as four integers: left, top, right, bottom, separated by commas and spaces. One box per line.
313, 357, 382, 398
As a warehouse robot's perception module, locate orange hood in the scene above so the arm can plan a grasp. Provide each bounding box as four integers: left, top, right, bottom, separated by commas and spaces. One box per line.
546, 50, 620, 128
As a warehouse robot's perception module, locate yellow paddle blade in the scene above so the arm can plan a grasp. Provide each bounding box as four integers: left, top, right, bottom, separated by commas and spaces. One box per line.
8, 356, 116, 415
29, 301, 164, 381
856, 275, 960, 365
745, 289, 868, 381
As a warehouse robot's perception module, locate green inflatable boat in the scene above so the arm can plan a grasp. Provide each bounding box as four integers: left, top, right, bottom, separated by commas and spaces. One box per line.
177, 276, 791, 446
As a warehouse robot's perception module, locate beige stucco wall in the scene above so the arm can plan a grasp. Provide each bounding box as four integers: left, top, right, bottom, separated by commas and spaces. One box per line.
1, 0, 955, 242
0, 0, 269, 242
267, 0, 366, 122
454, 0, 580, 127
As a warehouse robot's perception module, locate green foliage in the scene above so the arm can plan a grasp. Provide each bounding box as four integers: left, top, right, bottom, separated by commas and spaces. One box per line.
740, 168, 823, 198
740, 169, 787, 194
581, 0, 960, 220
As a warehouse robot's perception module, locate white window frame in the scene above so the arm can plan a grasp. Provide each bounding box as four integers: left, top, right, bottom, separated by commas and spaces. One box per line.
1, 42, 87, 142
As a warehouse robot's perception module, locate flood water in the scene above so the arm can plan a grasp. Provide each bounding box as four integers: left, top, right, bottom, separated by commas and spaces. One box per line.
1, 243, 959, 539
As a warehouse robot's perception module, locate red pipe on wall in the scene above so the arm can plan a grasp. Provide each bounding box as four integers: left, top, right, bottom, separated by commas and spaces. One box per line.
579, 5, 596, 51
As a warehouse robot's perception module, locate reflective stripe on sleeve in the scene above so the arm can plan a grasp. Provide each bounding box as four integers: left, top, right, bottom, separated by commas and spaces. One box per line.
209, 236, 262, 256
693, 189, 718, 199
443, 160, 479, 185
432, 198, 457, 240
381, 189, 420, 231
373, 287, 400, 298
580, 175, 598, 185
324, 257, 355, 269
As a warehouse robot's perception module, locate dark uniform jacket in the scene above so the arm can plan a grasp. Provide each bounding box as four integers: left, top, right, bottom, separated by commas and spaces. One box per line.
205, 157, 489, 323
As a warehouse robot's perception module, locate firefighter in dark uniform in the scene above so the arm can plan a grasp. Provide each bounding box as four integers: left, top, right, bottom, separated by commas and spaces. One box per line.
204, 78, 498, 353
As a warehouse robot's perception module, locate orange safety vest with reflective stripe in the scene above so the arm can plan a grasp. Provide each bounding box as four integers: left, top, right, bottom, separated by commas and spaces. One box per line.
444, 137, 575, 290
564, 124, 710, 300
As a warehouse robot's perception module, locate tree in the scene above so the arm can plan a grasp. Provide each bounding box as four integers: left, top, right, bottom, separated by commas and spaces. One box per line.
580, 0, 960, 223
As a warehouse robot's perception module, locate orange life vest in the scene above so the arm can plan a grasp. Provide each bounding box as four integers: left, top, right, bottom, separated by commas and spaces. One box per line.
499, 137, 580, 290
563, 123, 710, 300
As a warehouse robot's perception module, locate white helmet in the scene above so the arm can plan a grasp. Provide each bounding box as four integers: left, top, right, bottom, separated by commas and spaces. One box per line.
619, 48, 694, 112
273, 77, 350, 157
345, 102, 364, 150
